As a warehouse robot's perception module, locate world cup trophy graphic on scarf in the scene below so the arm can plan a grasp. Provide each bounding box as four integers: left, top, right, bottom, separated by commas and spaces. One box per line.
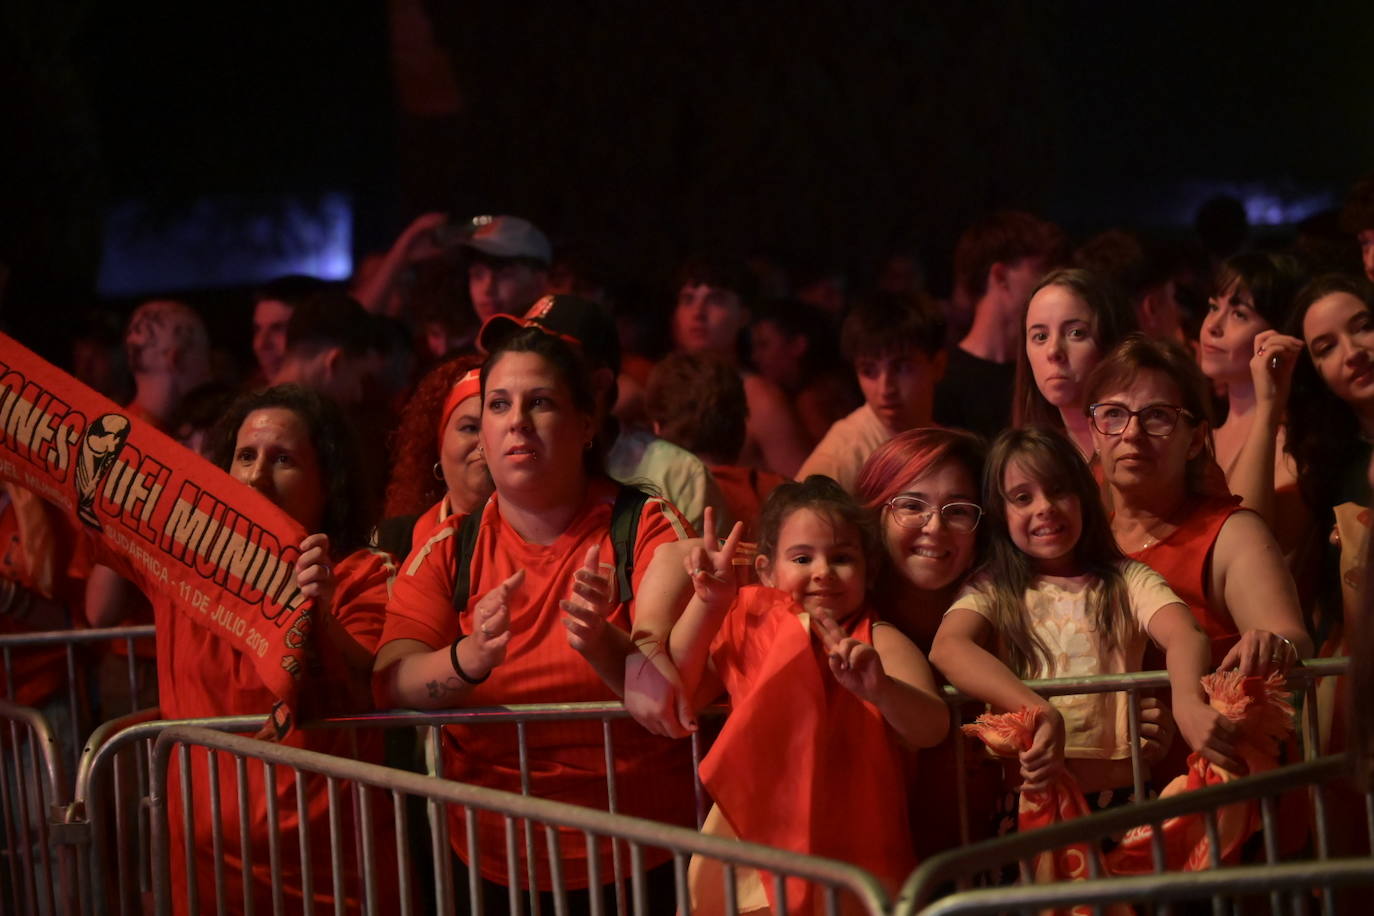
74, 413, 131, 529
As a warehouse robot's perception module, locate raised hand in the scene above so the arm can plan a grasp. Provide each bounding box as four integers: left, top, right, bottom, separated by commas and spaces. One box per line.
561, 544, 615, 653
1249, 330, 1303, 413
812, 612, 885, 702
466, 569, 523, 677
682, 507, 744, 610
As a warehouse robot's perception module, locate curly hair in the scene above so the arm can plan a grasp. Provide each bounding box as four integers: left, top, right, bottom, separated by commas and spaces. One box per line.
383, 354, 485, 519
644, 352, 747, 465
208, 385, 372, 555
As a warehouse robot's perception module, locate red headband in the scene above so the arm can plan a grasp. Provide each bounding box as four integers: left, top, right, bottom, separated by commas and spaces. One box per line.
438, 369, 482, 450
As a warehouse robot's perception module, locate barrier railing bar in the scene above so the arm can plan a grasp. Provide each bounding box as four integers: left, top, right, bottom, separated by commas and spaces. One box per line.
147, 726, 890, 914
392, 788, 410, 916
325, 777, 342, 916
910, 858, 1374, 916
177, 743, 196, 916
901, 754, 1353, 910
234, 754, 253, 916
264, 761, 283, 916
295, 768, 312, 916
208, 750, 226, 916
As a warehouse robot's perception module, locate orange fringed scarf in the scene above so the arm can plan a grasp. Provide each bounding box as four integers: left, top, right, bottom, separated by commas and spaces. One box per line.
1106, 671, 1293, 873
962, 671, 1294, 895
961, 706, 1112, 916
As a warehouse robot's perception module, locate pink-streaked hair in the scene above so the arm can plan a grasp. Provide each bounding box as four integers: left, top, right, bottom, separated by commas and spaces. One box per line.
854, 427, 987, 510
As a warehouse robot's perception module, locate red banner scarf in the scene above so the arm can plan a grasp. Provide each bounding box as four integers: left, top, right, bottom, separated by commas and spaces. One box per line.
0, 334, 312, 736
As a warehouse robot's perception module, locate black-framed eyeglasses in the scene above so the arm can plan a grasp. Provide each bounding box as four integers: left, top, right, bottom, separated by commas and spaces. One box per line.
885, 496, 983, 533
1087, 402, 1197, 437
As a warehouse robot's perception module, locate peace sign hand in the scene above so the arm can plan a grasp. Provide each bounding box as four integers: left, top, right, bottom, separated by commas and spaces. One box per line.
813, 612, 885, 702
681, 507, 744, 611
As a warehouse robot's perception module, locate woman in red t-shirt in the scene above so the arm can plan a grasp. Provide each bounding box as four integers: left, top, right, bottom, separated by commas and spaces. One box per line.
101, 385, 395, 915
374, 315, 696, 913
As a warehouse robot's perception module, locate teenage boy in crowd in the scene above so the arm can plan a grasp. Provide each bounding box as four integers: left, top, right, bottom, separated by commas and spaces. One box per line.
933, 211, 1062, 439
797, 291, 947, 493
670, 255, 812, 477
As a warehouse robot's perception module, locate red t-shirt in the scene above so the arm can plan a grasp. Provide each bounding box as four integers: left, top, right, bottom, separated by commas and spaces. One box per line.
382, 478, 696, 889
100, 538, 398, 914
707, 464, 786, 539
0, 488, 92, 707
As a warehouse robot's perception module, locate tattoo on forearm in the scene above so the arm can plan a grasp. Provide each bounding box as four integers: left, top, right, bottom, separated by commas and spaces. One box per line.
425, 677, 463, 699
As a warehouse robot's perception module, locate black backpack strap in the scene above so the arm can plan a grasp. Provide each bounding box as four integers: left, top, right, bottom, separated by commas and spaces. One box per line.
451, 503, 487, 618
372, 513, 420, 562
610, 485, 651, 603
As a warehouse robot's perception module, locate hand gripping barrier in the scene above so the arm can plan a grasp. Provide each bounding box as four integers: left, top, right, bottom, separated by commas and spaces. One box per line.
937, 658, 1349, 847
897, 753, 1373, 916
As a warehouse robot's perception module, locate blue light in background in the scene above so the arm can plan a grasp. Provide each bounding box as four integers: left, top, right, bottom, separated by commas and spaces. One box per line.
96, 192, 353, 296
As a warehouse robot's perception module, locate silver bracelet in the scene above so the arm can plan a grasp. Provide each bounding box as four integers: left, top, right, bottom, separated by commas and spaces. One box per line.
1274, 633, 1302, 666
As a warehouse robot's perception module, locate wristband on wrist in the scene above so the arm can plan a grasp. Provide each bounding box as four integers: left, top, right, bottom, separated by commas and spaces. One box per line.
449, 635, 490, 685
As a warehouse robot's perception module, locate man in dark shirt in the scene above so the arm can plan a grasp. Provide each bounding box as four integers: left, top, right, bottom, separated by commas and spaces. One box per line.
933, 211, 1062, 439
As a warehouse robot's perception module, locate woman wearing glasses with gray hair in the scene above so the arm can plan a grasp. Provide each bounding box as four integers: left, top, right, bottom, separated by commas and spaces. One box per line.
1084, 334, 1311, 677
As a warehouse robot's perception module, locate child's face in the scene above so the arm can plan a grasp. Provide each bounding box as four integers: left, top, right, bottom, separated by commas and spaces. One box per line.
757, 508, 867, 621
1001, 458, 1082, 576
855, 349, 942, 433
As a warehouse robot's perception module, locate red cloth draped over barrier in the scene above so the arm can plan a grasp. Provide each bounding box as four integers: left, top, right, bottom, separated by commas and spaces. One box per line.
701, 586, 916, 914
0, 334, 313, 733
1106, 671, 1294, 873
961, 706, 1110, 916
963, 671, 1294, 897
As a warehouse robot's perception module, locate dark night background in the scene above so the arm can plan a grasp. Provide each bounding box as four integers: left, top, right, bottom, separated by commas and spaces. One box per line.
2, 1, 1371, 363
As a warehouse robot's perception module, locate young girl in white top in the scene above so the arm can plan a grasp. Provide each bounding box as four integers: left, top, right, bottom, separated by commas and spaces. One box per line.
930, 426, 1242, 802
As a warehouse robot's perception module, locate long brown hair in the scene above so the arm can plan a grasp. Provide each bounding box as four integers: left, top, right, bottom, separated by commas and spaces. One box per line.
975, 426, 1133, 678
1013, 268, 1137, 430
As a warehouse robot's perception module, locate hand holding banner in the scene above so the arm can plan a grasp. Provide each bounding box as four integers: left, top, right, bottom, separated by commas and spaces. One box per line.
0, 333, 314, 733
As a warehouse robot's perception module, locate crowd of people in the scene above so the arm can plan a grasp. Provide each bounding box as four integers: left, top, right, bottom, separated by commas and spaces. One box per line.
3, 178, 1374, 914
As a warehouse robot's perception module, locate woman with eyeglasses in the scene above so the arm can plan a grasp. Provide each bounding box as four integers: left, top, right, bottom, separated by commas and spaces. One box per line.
853, 427, 1001, 855
1083, 334, 1311, 677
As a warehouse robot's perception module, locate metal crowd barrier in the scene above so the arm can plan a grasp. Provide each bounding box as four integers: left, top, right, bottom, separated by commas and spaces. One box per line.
0, 626, 157, 778
898, 753, 1373, 916
68, 703, 728, 916
146, 725, 892, 916
937, 657, 1350, 846
4, 656, 1353, 915
0, 701, 71, 916
908, 858, 1374, 916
